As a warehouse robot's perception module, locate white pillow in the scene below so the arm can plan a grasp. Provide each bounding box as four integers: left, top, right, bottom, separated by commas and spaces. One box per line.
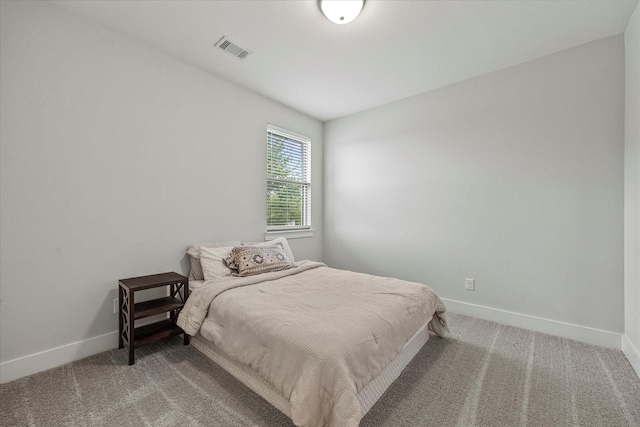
187, 240, 241, 259
244, 237, 295, 263
187, 240, 241, 280
199, 246, 235, 281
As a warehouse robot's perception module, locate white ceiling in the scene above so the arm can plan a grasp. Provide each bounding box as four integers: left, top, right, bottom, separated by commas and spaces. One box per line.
50, 0, 638, 122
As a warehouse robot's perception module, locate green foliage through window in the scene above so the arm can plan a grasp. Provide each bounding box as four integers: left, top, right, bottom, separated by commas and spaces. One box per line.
267, 126, 310, 229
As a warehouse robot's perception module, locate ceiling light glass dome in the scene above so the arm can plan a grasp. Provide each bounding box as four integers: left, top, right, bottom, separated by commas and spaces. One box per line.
319, 0, 365, 25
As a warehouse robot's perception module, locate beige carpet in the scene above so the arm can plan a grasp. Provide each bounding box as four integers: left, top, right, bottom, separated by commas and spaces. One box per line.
2, 313, 639, 427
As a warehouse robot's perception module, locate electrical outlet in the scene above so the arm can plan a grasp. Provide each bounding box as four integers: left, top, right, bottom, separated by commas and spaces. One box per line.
465, 278, 475, 291
113, 298, 119, 314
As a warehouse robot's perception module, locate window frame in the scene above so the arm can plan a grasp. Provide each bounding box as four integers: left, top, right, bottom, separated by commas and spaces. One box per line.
266, 124, 312, 233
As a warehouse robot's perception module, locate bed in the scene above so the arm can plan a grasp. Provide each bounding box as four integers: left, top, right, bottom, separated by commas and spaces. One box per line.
177, 238, 447, 427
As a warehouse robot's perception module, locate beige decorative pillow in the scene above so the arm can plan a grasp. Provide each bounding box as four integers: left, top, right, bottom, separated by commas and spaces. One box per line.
199, 246, 235, 281
242, 237, 295, 263
225, 245, 293, 277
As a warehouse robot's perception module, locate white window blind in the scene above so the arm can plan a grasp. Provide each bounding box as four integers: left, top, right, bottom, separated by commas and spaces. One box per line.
267, 125, 311, 230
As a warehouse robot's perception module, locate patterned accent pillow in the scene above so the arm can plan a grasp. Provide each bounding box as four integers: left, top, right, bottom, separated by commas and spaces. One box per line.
225, 245, 294, 277
242, 237, 295, 263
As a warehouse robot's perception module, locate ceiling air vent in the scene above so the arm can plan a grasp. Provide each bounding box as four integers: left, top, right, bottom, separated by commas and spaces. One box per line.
214, 36, 252, 60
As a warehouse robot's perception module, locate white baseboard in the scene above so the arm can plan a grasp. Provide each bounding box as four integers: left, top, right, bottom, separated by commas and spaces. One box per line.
0, 331, 119, 384
442, 298, 622, 349
1, 302, 632, 384
622, 335, 640, 379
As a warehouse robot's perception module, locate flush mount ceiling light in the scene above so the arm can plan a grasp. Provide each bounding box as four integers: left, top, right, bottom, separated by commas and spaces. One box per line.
318, 0, 365, 25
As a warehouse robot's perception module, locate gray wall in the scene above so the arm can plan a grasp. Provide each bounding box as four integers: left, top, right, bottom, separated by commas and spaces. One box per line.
324, 36, 625, 333
0, 1, 323, 364
625, 2, 640, 365
0, 0, 633, 377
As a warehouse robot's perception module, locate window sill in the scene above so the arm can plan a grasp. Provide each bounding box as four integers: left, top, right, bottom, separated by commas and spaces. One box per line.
264, 229, 314, 240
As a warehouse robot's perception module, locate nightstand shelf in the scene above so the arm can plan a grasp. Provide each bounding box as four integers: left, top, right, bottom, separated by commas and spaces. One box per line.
118, 272, 189, 365
134, 319, 184, 347
134, 297, 185, 319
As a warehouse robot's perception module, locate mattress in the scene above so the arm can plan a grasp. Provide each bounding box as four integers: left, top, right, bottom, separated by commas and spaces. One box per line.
190, 320, 431, 421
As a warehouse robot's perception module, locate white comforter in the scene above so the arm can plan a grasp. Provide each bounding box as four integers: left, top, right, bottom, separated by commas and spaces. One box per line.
177, 261, 447, 427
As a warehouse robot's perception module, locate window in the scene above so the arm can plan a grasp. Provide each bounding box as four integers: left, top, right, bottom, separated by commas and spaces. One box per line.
267, 125, 311, 231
